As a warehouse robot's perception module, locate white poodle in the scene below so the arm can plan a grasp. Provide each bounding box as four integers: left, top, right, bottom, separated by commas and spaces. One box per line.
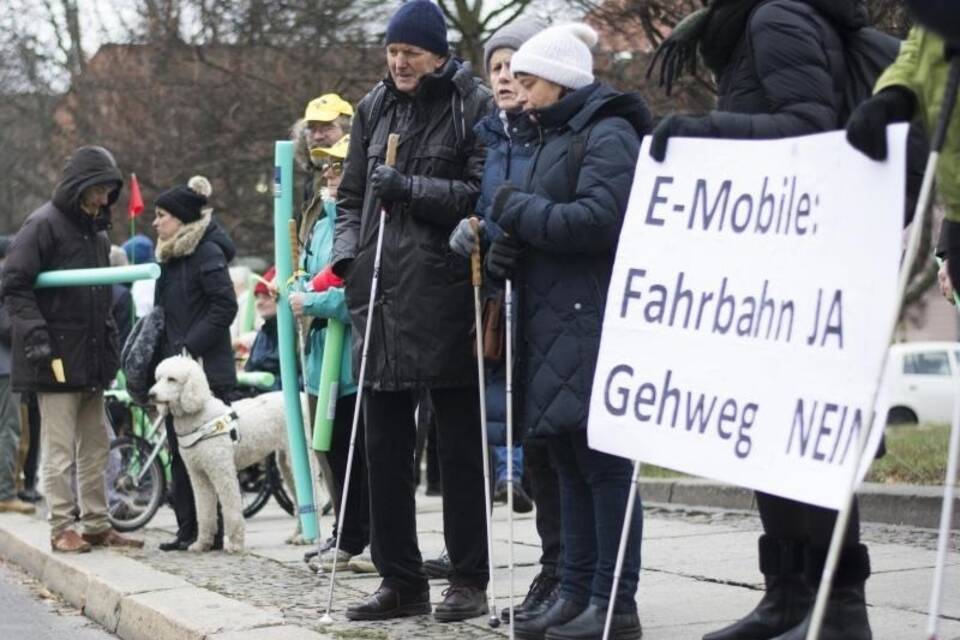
149, 355, 295, 553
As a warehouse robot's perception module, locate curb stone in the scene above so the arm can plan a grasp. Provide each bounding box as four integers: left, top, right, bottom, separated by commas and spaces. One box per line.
0, 513, 332, 640
639, 478, 959, 529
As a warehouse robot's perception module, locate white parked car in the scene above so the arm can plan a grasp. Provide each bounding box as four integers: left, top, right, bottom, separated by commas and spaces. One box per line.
886, 342, 960, 425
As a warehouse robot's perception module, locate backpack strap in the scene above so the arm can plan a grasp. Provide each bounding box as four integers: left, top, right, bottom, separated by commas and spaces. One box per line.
361, 82, 388, 150
566, 121, 599, 192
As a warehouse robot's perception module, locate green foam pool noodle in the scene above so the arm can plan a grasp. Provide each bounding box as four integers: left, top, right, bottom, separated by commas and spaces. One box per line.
35, 263, 160, 289
241, 274, 258, 333
273, 140, 319, 541
237, 371, 276, 390
312, 318, 346, 452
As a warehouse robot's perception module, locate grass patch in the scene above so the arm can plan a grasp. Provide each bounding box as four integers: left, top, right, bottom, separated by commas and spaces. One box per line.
867, 423, 951, 485
638, 423, 952, 486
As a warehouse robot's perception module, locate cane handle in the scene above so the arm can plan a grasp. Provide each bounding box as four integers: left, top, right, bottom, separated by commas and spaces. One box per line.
386, 134, 399, 168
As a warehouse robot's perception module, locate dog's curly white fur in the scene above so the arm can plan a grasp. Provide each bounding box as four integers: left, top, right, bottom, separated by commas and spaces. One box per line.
150, 356, 295, 553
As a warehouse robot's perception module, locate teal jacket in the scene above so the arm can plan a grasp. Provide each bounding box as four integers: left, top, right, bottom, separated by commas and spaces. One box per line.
298, 199, 355, 397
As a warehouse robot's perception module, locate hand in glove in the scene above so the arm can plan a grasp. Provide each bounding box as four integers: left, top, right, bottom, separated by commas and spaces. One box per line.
650, 115, 711, 162
449, 217, 483, 259
310, 265, 344, 293
485, 233, 522, 281
370, 165, 412, 203
845, 87, 916, 161
24, 328, 53, 367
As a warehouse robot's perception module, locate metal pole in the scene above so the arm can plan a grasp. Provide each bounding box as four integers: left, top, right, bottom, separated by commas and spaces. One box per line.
807, 58, 960, 640
319, 133, 399, 625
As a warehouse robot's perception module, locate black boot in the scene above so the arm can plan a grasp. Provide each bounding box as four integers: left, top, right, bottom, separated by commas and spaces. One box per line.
703, 535, 812, 640
502, 571, 561, 623
434, 584, 489, 622
545, 603, 642, 640
772, 544, 872, 640
344, 583, 431, 621
515, 598, 585, 640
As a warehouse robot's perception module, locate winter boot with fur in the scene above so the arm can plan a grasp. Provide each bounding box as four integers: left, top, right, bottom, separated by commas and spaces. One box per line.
771, 543, 872, 640
703, 535, 812, 640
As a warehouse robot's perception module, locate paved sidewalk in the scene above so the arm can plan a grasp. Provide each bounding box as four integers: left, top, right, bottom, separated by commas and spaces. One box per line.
1, 491, 959, 639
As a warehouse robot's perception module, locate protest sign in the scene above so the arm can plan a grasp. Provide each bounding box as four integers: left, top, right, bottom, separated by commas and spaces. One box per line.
587, 127, 908, 510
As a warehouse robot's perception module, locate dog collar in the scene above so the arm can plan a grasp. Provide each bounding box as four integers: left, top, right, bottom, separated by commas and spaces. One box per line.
179, 410, 240, 449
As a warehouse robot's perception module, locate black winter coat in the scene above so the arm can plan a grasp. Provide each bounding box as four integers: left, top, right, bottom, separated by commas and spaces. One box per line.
681, 0, 867, 140
154, 214, 238, 391
331, 59, 492, 390
491, 84, 651, 437
2, 146, 123, 393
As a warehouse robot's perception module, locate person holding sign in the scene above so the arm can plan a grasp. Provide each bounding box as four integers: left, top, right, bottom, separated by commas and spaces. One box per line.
330, 0, 493, 623
648, 2, 876, 639
2, 146, 143, 552
484, 22, 650, 640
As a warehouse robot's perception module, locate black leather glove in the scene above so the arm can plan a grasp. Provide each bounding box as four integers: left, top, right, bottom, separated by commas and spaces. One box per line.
370, 165, 412, 203
649, 115, 709, 162
485, 234, 522, 281
24, 328, 53, 367
846, 87, 917, 161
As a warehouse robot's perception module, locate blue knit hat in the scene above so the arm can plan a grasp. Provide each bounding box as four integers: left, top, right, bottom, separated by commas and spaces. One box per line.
385, 1, 448, 56
123, 234, 155, 264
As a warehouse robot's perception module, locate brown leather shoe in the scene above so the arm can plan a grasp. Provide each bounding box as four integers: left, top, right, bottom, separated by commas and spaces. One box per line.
51, 530, 92, 553
0, 499, 36, 514
82, 529, 145, 549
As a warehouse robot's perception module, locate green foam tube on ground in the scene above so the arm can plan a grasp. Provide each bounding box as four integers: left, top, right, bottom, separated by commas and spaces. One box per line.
273, 140, 319, 541
312, 318, 346, 452
35, 263, 160, 288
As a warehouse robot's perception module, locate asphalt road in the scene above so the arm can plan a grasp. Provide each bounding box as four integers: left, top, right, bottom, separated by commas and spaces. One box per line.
0, 559, 117, 640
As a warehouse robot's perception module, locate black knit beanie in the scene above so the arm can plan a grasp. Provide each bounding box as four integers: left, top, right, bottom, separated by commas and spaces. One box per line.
385, 0, 448, 56
155, 185, 207, 224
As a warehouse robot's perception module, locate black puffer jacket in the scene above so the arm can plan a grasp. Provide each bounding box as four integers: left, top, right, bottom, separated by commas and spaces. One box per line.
154, 213, 238, 391
491, 84, 651, 437
2, 146, 123, 392
331, 59, 492, 390
683, 0, 867, 139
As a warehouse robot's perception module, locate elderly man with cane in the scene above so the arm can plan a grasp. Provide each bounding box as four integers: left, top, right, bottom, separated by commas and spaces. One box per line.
328, 0, 493, 623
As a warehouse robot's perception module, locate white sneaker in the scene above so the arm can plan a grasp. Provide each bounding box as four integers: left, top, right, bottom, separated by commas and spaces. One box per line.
347, 552, 377, 574
309, 548, 352, 573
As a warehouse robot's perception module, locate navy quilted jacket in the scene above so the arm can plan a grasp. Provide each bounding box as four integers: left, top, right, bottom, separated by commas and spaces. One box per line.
490, 83, 651, 437
680, 0, 867, 139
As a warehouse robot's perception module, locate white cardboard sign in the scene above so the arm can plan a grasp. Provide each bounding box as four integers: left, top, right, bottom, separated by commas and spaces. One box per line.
587, 127, 908, 509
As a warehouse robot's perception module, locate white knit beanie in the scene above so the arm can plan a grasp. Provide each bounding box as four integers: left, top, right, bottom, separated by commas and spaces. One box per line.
510, 23, 598, 90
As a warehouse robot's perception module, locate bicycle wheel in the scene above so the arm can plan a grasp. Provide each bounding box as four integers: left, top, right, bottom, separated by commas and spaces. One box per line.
107, 436, 166, 532
267, 454, 295, 516
240, 459, 272, 519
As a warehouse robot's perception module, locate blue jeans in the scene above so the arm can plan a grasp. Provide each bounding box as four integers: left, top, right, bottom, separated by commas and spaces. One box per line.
494, 445, 523, 483
548, 430, 642, 613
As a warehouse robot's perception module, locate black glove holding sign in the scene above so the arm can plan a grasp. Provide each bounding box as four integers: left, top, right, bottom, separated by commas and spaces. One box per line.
845, 86, 917, 161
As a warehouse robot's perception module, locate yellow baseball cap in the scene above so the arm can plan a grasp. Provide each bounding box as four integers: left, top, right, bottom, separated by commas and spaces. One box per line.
304, 94, 353, 123
310, 135, 351, 161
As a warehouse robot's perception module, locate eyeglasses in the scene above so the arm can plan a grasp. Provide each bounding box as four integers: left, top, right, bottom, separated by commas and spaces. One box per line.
324, 161, 343, 176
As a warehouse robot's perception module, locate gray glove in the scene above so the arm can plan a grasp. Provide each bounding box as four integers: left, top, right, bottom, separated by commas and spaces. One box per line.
449, 218, 483, 259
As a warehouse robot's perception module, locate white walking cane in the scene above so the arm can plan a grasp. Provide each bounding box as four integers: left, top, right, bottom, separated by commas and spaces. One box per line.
602, 460, 642, 640
807, 57, 960, 640
928, 268, 960, 640
505, 274, 517, 640
470, 218, 502, 629
319, 132, 400, 625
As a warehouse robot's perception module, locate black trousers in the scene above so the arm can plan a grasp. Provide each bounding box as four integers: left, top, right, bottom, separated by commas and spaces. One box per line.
324, 393, 369, 555
364, 387, 488, 592
756, 492, 861, 549
525, 437, 563, 577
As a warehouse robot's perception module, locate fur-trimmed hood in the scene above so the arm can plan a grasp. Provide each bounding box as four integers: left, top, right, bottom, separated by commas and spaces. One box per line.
291, 119, 314, 172
155, 211, 236, 263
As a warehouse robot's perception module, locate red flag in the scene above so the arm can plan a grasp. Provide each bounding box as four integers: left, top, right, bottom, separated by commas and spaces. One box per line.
128, 173, 144, 218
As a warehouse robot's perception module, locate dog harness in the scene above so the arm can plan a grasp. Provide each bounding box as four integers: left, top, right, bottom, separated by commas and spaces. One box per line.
178, 410, 240, 449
